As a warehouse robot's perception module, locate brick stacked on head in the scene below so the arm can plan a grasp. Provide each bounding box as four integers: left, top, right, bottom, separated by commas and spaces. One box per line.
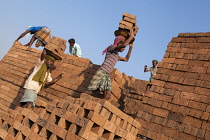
44, 36, 67, 60
118, 12, 139, 36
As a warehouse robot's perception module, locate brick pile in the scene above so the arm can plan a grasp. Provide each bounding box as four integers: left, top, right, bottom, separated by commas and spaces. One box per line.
1, 32, 209, 140
118, 12, 139, 36
133, 32, 210, 140
0, 37, 145, 139
0, 93, 141, 140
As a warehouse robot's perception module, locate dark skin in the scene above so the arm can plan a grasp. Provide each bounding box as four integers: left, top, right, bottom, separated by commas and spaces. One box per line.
20, 49, 63, 108
69, 42, 79, 57
15, 29, 37, 50
85, 30, 134, 100
144, 61, 158, 72
144, 61, 158, 91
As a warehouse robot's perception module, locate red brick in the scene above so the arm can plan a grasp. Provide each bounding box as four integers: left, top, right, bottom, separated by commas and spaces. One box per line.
188, 101, 207, 111
146, 130, 158, 140
0, 128, 8, 139
28, 111, 39, 122
55, 127, 68, 139
75, 116, 93, 129
115, 126, 127, 138
83, 100, 102, 113
162, 126, 179, 139
66, 132, 81, 140
197, 128, 206, 138
158, 94, 172, 102
103, 120, 117, 133
183, 116, 202, 128
178, 132, 196, 140
20, 124, 31, 137
190, 126, 198, 136
204, 131, 210, 140
202, 121, 210, 131
64, 111, 77, 123
153, 108, 169, 118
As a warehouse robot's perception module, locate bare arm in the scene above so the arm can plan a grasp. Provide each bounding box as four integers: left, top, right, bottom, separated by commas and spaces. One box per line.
115, 30, 134, 50
15, 30, 30, 42
48, 73, 63, 85
119, 43, 134, 62
144, 65, 150, 72
40, 49, 47, 61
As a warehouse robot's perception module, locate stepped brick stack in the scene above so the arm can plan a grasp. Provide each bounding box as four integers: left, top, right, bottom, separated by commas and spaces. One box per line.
45, 36, 67, 60
118, 12, 139, 36
0, 32, 210, 140
0, 94, 141, 140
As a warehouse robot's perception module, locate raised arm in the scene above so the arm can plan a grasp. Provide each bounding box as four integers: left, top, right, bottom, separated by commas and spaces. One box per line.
144, 65, 150, 72
40, 49, 47, 61
15, 30, 30, 42
119, 43, 134, 62
115, 30, 134, 50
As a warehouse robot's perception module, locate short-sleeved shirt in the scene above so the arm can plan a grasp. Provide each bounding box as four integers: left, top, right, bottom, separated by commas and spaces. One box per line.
101, 45, 120, 74
24, 58, 52, 93
28, 26, 46, 34
68, 43, 82, 57
147, 66, 158, 78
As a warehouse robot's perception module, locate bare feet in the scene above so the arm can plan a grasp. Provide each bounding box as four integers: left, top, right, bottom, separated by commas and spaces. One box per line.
26, 47, 32, 51
20, 102, 33, 108
103, 90, 111, 100
85, 90, 92, 95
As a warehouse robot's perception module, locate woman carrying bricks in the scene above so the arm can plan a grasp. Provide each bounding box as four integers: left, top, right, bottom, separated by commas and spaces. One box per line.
15, 26, 51, 48
85, 30, 134, 100
19, 49, 63, 108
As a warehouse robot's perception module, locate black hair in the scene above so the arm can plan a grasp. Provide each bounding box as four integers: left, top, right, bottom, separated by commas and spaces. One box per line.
68, 38, 75, 43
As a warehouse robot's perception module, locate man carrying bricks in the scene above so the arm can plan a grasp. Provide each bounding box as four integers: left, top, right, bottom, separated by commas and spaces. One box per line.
19, 49, 63, 108
15, 26, 51, 48
85, 30, 134, 100
144, 60, 159, 90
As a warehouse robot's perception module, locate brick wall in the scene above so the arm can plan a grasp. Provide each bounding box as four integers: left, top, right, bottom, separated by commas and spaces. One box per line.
1, 32, 209, 139
0, 39, 145, 140
136, 32, 210, 140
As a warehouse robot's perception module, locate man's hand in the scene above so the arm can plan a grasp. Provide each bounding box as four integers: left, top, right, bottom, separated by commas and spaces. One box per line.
144, 65, 147, 69
129, 29, 134, 38
129, 43, 134, 48
57, 73, 63, 80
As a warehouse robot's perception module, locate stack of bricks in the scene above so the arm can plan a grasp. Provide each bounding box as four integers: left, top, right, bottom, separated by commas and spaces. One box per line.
45, 36, 67, 60
0, 38, 145, 140
0, 93, 141, 140
118, 12, 139, 36
0, 41, 148, 112
2, 32, 210, 139
135, 32, 210, 140
0, 41, 95, 110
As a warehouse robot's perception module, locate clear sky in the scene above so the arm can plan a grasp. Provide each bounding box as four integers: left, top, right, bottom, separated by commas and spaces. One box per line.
0, 0, 210, 81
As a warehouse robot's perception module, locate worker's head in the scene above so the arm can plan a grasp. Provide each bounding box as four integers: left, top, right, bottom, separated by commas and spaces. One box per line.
152, 60, 158, 67
45, 55, 56, 69
113, 36, 126, 52
68, 38, 75, 46
113, 36, 125, 46
117, 41, 126, 52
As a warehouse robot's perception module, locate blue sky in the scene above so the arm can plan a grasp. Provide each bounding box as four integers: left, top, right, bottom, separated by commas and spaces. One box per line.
0, 1, 210, 81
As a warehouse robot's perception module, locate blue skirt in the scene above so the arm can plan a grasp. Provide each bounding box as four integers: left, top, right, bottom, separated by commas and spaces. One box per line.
19, 89, 37, 106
